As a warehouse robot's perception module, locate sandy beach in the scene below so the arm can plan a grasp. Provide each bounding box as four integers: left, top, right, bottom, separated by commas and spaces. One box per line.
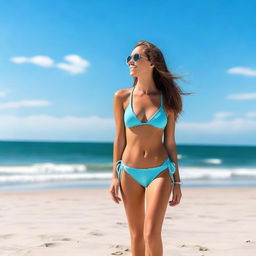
0, 187, 255, 256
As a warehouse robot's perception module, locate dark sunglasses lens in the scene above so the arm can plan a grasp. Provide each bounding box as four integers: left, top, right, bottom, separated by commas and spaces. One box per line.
126, 56, 131, 63
133, 53, 140, 62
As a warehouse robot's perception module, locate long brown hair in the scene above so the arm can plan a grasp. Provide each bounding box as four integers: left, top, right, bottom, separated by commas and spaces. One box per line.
131, 40, 193, 122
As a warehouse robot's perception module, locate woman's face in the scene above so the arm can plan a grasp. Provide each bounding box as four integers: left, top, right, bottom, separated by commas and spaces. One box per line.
127, 46, 154, 77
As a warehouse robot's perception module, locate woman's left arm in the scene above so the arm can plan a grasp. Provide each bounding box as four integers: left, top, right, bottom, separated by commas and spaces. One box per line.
163, 109, 182, 206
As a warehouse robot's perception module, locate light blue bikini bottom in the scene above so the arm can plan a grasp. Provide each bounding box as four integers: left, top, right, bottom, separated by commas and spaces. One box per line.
115, 157, 176, 188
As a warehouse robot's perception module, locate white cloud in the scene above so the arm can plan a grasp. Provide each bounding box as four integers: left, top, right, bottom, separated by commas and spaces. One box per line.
0, 100, 51, 109
244, 111, 256, 118
30, 56, 54, 67
10, 54, 90, 74
226, 66, 256, 76
227, 93, 256, 100
10, 56, 27, 64
0, 90, 12, 98
56, 55, 90, 74
214, 112, 234, 119
178, 116, 256, 133
10, 56, 54, 67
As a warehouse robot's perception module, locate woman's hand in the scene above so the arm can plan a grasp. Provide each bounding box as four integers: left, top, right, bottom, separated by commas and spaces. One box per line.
169, 184, 182, 206
109, 178, 122, 204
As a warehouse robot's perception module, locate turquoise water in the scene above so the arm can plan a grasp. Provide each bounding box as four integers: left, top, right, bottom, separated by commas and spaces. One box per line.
0, 140, 255, 191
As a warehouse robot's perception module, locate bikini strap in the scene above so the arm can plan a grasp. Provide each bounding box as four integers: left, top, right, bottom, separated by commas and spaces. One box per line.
130, 87, 135, 105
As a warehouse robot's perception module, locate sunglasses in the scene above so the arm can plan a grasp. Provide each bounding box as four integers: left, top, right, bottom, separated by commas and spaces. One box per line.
126, 53, 148, 64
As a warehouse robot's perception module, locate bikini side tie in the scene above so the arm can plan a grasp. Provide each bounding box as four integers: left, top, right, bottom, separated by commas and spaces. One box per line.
167, 159, 176, 184
115, 160, 123, 181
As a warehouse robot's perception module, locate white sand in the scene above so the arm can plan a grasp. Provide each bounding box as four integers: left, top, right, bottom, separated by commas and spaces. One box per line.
0, 187, 255, 256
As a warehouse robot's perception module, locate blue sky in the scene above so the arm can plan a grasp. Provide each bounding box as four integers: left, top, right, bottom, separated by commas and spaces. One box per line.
0, 0, 255, 145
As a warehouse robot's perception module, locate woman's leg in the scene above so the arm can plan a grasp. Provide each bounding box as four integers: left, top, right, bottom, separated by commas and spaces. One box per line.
119, 168, 146, 256
144, 168, 173, 256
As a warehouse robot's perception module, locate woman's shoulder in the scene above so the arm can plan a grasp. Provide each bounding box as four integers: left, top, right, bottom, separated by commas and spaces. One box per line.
114, 87, 132, 100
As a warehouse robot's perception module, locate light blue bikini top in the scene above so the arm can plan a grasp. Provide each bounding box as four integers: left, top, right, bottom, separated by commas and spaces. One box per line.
124, 86, 168, 130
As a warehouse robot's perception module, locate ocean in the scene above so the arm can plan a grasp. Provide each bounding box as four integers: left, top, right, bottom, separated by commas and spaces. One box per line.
0, 141, 255, 191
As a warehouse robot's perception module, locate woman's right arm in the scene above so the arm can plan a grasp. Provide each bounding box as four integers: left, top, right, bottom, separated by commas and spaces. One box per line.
109, 90, 126, 204
112, 89, 126, 180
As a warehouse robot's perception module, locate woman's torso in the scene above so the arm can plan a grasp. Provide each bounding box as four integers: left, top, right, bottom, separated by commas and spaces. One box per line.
121, 87, 169, 168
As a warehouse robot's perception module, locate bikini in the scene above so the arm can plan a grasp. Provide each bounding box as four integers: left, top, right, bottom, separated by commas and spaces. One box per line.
115, 86, 176, 188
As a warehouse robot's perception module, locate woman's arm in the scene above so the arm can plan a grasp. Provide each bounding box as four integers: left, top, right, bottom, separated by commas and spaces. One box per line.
112, 90, 127, 179
163, 109, 181, 183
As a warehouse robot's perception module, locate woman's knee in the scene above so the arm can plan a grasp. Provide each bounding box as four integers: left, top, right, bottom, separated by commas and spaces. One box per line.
130, 229, 144, 242
144, 224, 161, 244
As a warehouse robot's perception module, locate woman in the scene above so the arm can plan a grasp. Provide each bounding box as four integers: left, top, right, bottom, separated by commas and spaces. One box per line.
109, 40, 188, 256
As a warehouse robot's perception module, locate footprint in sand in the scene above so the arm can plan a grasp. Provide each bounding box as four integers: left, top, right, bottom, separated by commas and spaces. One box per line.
116, 221, 127, 227
0, 233, 15, 239
110, 244, 130, 255
52, 237, 72, 241
180, 244, 209, 251
198, 246, 209, 251
40, 242, 58, 248
37, 234, 72, 242
60, 237, 72, 241
111, 252, 124, 255
88, 231, 103, 236
246, 240, 256, 243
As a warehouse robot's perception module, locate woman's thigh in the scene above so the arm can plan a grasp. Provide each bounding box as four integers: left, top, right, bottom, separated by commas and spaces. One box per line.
144, 168, 173, 234
120, 168, 146, 234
